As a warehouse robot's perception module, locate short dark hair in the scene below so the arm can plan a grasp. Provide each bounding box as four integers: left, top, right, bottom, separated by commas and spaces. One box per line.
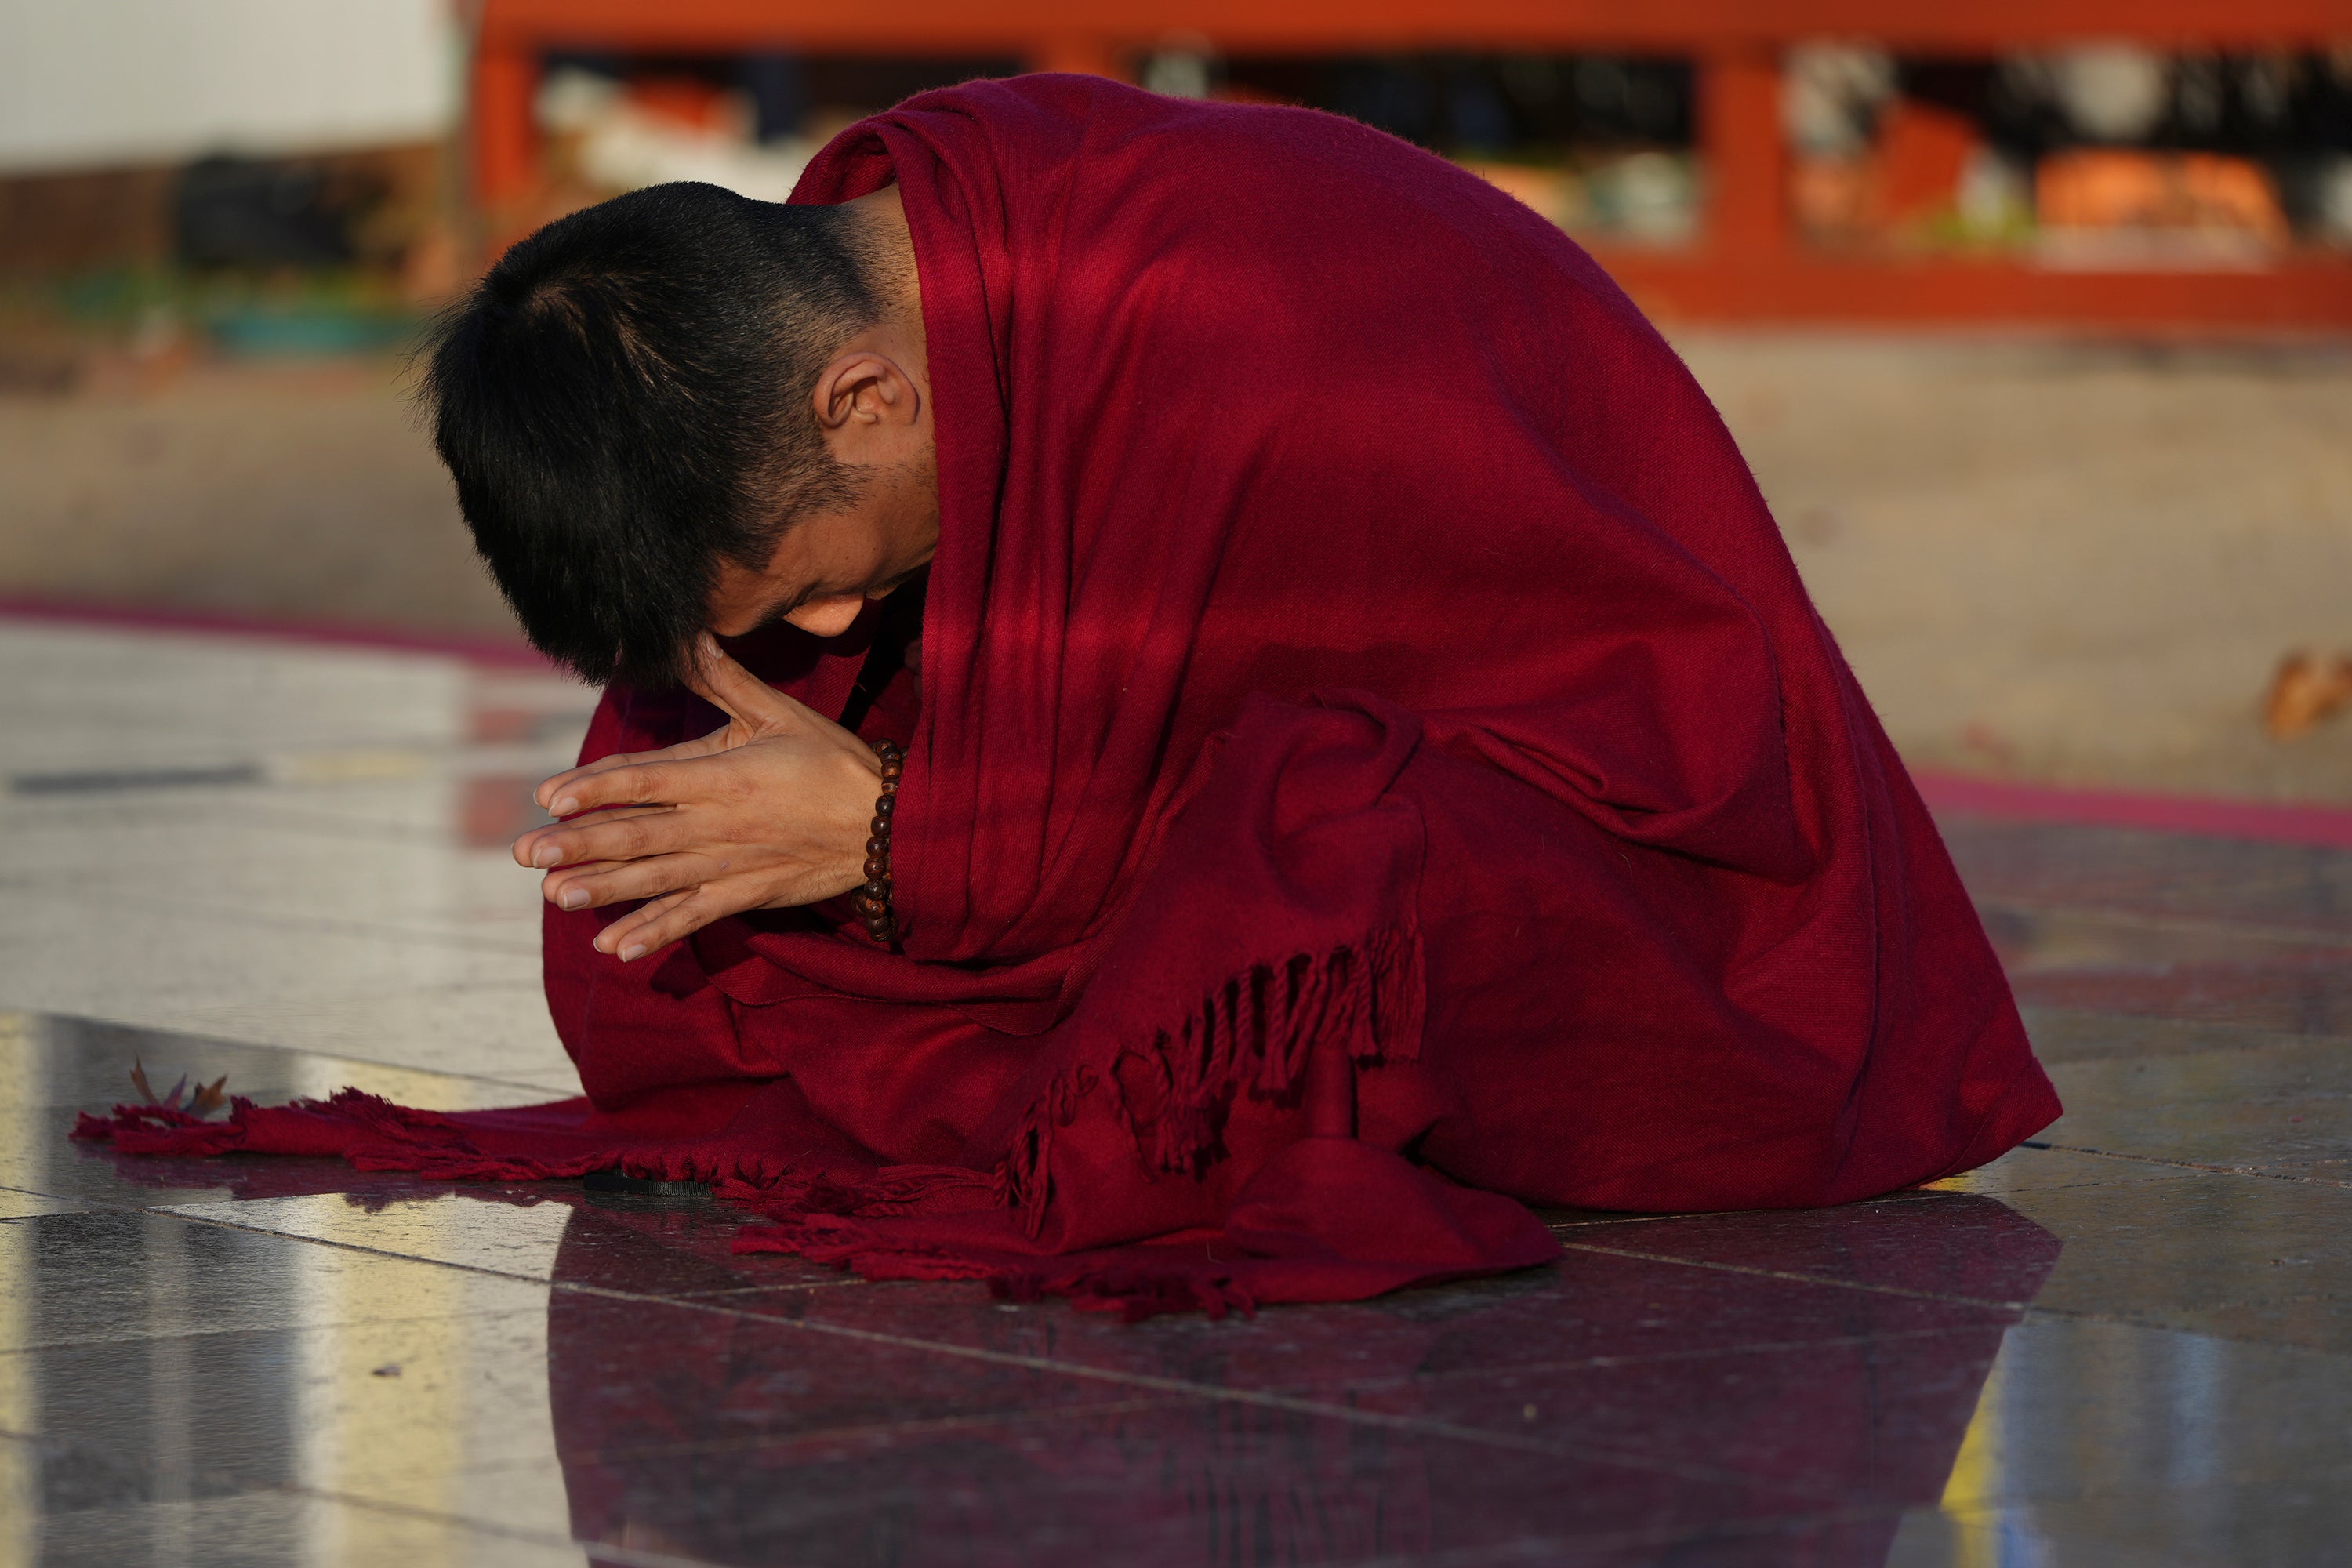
422, 181, 879, 687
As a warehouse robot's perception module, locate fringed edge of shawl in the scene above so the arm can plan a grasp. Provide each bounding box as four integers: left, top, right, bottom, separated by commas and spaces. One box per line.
67, 1089, 982, 1207
725, 923, 1425, 1318
998, 921, 1427, 1238
69, 923, 1425, 1316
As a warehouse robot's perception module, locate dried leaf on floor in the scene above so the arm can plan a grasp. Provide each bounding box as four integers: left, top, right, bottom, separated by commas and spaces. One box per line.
2262, 651, 2352, 740
129, 1058, 180, 1109
128, 1059, 229, 1120
190, 1076, 229, 1117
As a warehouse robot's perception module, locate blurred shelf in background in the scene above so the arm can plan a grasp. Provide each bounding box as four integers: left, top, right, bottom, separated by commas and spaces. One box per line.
468, 0, 2352, 331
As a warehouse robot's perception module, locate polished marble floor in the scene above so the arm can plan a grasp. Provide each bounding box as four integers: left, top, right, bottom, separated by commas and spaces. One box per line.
3, 613, 2350, 1566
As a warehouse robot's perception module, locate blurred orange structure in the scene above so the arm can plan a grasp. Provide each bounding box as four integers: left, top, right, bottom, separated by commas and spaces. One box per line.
469, 0, 2352, 328
2038, 151, 2292, 245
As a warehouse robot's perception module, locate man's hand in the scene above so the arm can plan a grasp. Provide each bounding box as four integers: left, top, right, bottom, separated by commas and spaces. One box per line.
513, 636, 883, 961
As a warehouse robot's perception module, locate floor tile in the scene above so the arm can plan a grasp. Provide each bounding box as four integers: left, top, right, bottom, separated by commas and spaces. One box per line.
0, 898, 529, 1019
27, 769, 547, 843
1, 800, 545, 946
1592, 1175, 2352, 1354
2020, 1004, 2343, 1065
1941, 1315, 2352, 1507
0, 1191, 1194, 1555
0, 620, 474, 769
0, 1312, 561, 1507
162, 985, 571, 1085
1362, 1308, 2352, 1539
0, 1209, 546, 1351
502, 1065, 600, 1095
470, 1394, 1807, 1568
165, 1187, 857, 1295
0, 622, 572, 1093
9, 1475, 591, 1568
1334, 1324, 2016, 1505
2015, 946, 2352, 1038
0, 1189, 77, 1220
4, 1287, 1230, 1559
1552, 1191, 2067, 1308
1944, 818, 2352, 939
1924, 1142, 2203, 1196
2040, 1034, 2352, 1179
1886, 1502, 2200, 1568
1988, 899, 2352, 1036
1889, 1484, 2352, 1568
725, 1239, 2025, 1399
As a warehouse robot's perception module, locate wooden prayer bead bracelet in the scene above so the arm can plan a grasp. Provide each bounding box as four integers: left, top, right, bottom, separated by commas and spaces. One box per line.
853, 740, 904, 944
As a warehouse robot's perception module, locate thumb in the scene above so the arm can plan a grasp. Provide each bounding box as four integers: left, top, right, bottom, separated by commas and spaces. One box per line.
688, 635, 799, 731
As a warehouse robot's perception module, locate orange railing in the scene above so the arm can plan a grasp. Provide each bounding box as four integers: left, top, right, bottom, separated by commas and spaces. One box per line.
470, 0, 2352, 328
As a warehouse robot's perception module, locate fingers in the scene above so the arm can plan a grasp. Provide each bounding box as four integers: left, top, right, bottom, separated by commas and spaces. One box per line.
593, 880, 765, 962
533, 731, 731, 811
540, 758, 690, 818
688, 637, 802, 733
543, 853, 710, 911
592, 891, 693, 962
514, 804, 682, 869
512, 804, 666, 869
536, 750, 657, 809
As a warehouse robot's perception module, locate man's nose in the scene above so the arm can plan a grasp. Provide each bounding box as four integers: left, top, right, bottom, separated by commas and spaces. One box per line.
784, 595, 868, 639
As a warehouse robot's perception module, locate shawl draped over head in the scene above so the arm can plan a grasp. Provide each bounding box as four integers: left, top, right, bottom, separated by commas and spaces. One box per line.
79, 76, 2059, 1318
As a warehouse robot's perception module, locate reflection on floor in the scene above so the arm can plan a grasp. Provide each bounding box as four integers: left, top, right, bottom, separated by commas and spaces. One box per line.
4, 614, 2350, 1566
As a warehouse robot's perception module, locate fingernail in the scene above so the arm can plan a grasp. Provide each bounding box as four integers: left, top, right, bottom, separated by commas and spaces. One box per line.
550, 796, 578, 816
532, 843, 562, 869
560, 887, 588, 910
619, 943, 645, 962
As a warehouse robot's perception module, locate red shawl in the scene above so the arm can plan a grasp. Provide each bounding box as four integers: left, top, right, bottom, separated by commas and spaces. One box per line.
79, 76, 2058, 1317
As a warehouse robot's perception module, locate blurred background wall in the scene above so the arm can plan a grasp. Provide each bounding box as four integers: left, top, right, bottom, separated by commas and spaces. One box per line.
0, 0, 454, 173
0, 2, 2348, 799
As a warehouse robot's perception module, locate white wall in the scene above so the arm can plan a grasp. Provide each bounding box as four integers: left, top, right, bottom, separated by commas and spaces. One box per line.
0, 0, 458, 174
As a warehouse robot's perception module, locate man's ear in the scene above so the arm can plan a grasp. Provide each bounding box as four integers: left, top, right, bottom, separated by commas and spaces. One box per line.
811, 351, 917, 434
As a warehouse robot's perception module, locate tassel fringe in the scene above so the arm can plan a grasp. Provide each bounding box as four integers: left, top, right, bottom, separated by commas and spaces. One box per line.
72, 925, 1425, 1318
1000, 924, 1425, 1237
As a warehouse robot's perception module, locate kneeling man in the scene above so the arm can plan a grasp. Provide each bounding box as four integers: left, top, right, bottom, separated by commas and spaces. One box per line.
117, 75, 2065, 1315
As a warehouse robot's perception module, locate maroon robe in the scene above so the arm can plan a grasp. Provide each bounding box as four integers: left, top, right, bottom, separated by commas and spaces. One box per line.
80, 76, 2058, 1316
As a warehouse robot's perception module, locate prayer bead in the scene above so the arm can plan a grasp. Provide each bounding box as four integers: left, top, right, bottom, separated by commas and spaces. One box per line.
858, 743, 902, 943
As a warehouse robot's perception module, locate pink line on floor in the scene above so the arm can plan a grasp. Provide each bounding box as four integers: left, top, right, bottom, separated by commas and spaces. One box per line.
0, 597, 552, 671
1915, 769, 2352, 851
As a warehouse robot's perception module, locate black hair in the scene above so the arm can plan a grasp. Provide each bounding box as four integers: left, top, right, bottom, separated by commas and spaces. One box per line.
421, 181, 880, 687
